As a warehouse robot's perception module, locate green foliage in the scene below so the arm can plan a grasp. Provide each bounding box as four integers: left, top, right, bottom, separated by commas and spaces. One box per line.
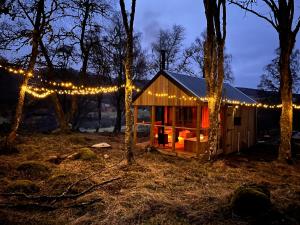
17, 161, 51, 179
6, 179, 40, 194
75, 148, 97, 160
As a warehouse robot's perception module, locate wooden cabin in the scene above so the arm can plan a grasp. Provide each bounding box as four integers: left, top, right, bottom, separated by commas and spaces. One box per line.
133, 70, 257, 156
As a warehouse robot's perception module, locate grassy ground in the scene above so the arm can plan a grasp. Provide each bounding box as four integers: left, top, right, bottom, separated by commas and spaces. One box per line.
0, 133, 299, 225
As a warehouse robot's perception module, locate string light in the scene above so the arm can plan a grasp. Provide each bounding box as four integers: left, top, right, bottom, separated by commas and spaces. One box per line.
1, 63, 299, 109
146, 91, 300, 110
0, 64, 33, 77
23, 84, 140, 99
0, 63, 140, 98
24, 85, 54, 98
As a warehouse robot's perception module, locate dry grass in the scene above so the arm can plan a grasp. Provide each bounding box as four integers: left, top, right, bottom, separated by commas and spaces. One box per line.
0, 133, 299, 225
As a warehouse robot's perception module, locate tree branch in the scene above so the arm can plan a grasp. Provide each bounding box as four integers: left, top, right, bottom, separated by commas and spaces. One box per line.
17, 0, 35, 26
228, 0, 278, 31
293, 17, 300, 37
0, 177, 122, 201
222, 0, 226, 42
129, 0, 136, 33
119, 0, 129, 34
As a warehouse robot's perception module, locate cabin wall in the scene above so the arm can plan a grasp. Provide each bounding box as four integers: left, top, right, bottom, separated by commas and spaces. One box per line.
133, 74, 197, 106
224, 106, 256, 154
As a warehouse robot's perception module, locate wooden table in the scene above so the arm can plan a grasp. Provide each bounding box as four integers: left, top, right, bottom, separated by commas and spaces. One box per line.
184, 138, 208, 154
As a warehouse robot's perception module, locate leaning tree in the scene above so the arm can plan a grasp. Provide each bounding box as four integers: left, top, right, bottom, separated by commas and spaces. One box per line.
203, 0, 227, 160
119, 0, 137, 164
1, 0, 72, 143
230, 0, 300, 161
1, 0, 45, 145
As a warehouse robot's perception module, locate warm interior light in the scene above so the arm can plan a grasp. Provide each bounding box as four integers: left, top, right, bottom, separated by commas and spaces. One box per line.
178, 136, 184, 144
200, 134, 204, 141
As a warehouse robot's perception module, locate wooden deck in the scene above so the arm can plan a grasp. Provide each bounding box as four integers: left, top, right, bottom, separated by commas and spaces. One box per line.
136, 141, 223, 159
136, 141, 200, 159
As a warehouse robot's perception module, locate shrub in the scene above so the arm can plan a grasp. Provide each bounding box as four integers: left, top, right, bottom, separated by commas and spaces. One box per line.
6, 180, 40, 194
231, 183, 271, 217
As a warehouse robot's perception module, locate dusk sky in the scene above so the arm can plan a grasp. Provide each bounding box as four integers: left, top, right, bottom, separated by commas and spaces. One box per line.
131, 1, 300, 89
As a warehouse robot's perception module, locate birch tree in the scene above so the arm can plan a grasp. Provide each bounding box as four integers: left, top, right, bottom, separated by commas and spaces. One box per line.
0, 0, 70, 143
203, 0, 227, 160
229, 0, 300, 161
4, 0, 45, 145
119, 0, 136, 164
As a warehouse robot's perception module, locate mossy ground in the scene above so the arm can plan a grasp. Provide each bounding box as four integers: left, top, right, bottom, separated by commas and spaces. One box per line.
5, 179, 40, 194
17, 161, 52, 179
75, 148, 97, 160
0, 133, 299, 225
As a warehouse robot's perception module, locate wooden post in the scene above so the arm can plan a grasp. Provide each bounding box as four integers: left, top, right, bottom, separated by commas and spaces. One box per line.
172, 106, 176, 152
133, 105, 138, 146
196, 104, 201, 156
237, 132, 240, 153
222, 106, 227, 153
150, 106, 155, 145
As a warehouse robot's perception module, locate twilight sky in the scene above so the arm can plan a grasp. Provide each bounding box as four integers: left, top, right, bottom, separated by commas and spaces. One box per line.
130, 0, 300, 89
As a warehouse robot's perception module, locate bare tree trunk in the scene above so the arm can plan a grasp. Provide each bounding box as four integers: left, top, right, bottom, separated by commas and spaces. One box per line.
208, 96, 220, 158
39, 41, 69, 132
203, 0, 226, 160
277, 4, 297, 161
6, 77, 30, 145
70, 1, 91, 129
207, 50, 224, 159
51, 94, 69, 131
119, 0, 136, 164
124, 49, 134, 163
96, 95, 102, 132
228, 0, 300, 162
6, 0, 44, 145
278, 44, 293, 161
70, 56, 89, 129
113, 96, 122, 133
70, 95, 78, 127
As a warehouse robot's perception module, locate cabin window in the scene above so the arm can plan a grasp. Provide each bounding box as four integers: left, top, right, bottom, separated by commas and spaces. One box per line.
175, 107, 195, 128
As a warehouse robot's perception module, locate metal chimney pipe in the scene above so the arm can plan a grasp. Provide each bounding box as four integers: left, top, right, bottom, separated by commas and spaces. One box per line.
160, 50, 166, 71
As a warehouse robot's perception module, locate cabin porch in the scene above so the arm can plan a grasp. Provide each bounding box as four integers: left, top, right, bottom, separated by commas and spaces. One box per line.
133, 105, 223, 156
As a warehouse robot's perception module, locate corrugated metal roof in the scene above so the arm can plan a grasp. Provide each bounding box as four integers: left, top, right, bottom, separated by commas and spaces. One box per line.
165, 71, 256, 104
